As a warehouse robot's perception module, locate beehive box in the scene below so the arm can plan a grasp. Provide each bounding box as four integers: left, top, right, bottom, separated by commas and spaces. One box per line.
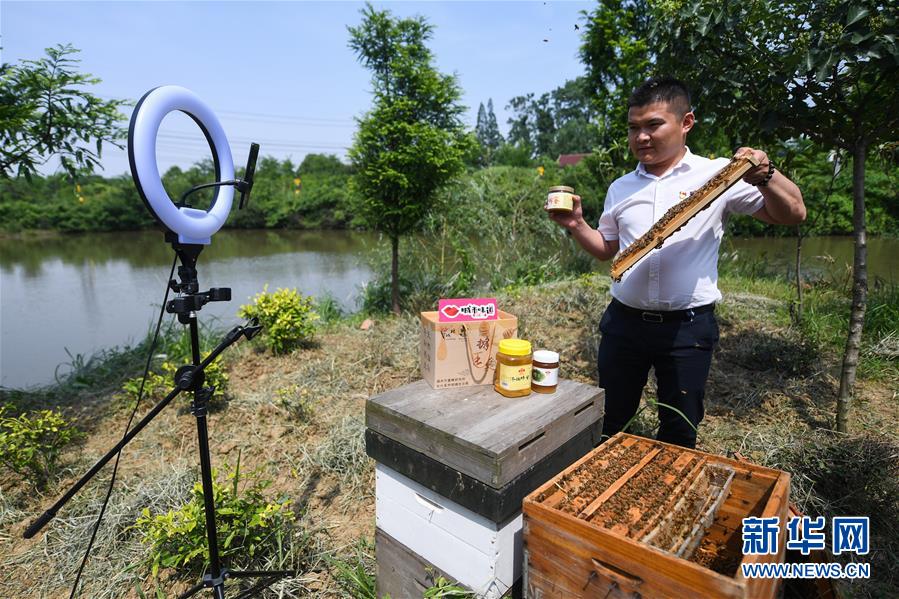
365, 423, 600, 524
375, 527, 467, 598
376, 464, 522, 598
523, 433, 790, 599
366, 379, 604, 490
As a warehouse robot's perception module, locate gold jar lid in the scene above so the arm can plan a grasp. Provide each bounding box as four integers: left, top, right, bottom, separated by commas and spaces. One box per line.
548, 185, 574, 193
498, 339, 532, 356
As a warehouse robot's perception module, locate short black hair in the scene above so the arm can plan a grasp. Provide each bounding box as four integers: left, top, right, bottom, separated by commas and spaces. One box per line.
628, 77, 692, 117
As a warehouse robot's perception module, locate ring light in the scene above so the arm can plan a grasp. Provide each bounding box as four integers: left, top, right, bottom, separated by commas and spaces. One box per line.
128, 86, 234, 245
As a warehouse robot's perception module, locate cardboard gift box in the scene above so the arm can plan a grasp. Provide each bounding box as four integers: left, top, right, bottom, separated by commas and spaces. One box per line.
419, 310, 517, 389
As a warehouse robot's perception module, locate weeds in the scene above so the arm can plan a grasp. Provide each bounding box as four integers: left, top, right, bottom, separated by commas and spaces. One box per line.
0, 405, 81, 488
329, 537, 376, 599
424, 576, 475, 598
771, 431, 899, 598
135, 453, 295, 578
1, 464, 197, 599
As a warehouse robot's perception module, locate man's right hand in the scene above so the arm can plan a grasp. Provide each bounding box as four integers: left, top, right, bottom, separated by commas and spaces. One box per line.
545, 194, 619, 261
546, 194, 585, 231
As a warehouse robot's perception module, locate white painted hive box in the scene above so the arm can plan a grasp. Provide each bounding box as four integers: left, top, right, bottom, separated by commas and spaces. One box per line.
375, 464, 522, 598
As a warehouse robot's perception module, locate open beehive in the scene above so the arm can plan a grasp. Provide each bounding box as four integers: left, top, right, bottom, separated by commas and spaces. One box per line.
523, 433, 790, 599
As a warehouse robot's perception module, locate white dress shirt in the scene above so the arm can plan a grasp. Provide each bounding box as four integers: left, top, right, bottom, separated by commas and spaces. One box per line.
598, 148, 764, 311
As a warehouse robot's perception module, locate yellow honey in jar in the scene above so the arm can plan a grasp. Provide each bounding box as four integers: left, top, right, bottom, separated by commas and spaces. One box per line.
546, 185, 574, 213
494, 339, 532, 398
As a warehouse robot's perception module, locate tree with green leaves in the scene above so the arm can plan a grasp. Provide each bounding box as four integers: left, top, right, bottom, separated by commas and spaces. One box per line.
505, 78, 602, 160
649, 0, 898, 433
582, 0, 898, 432
348, 4, 473, 314
484, 99, 503, 151
475, 99, 504, 165
0, 44, 126, 179
579, 0, 652, 149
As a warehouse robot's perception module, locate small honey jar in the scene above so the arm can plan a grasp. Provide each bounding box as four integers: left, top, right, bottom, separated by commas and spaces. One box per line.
531, 350, 560, 393
494, 339, 532, 398
546, 185, 575, 213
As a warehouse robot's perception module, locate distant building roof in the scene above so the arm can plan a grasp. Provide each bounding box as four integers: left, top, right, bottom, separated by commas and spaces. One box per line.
557, 153, 590, 167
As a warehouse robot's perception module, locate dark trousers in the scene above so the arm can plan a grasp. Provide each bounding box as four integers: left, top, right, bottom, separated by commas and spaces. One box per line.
597, 299, 719, 448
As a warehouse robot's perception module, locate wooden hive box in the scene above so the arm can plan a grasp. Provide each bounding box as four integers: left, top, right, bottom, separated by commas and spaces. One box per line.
376, 464, 522, 598
366, 379, 604, 499
523, 433, 790, 599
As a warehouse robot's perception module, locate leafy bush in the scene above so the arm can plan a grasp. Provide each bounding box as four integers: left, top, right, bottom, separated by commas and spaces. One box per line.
238, 285, 319, 354
0, 405, 80, 485
134, 457, 294, 577
119, 351, 229, 407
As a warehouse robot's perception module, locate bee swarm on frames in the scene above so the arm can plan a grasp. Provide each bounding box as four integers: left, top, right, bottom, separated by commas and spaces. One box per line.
610, 152, 759, 281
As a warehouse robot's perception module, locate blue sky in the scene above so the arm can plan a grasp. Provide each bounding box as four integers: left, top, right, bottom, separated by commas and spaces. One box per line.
3, 1, 594, 176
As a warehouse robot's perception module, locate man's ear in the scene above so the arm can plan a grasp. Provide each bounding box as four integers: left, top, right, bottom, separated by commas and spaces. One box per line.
682, 111, 696, 134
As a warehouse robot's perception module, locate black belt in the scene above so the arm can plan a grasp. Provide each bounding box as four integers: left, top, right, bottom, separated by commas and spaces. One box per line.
611, 298, 715, 323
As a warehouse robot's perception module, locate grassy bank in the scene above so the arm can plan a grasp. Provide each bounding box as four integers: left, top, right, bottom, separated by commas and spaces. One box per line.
1, 272, 897, 597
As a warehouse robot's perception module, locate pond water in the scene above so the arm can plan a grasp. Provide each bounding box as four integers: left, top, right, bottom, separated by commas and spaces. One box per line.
1, 230, 895, 389
1, 230, 376, 389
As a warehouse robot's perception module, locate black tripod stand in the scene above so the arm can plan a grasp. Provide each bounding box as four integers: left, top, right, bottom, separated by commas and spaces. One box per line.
25, 235, 292, 598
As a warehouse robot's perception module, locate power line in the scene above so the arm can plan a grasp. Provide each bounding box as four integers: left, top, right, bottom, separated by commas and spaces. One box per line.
97, 93, 356, 125
155, 133, 349, 151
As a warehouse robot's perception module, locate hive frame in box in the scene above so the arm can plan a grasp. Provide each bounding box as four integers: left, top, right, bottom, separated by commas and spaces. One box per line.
523, 433, 790, 599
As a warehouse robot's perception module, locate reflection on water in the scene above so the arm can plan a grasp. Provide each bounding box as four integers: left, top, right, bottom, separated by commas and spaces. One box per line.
0, 231, 895, 390
726, 236, 897, 283
1, 230, 377, 389
0, 229, 374, 276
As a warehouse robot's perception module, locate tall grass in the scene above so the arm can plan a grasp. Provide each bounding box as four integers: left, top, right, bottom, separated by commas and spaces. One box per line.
360, 166, 597, 313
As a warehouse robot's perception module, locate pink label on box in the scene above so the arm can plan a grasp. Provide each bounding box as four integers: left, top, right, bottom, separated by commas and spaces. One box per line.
438, 298, 497, 322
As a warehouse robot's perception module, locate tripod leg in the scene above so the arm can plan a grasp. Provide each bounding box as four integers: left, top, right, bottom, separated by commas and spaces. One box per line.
188, 314, 227, 599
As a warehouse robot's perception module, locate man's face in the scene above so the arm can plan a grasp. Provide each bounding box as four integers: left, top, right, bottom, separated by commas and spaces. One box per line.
627, 101, 694, 171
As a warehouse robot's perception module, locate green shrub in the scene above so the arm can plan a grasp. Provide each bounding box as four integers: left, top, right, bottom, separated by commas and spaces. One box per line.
134, 457, 294, 578
0, 405, 80, 486
238, 285, 319, 354
119, 351, 229, 407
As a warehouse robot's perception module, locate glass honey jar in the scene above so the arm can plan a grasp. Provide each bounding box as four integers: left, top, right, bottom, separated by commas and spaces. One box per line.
531, 350, 560, 393
546, 185, 575, 213
494, 339, 532, 398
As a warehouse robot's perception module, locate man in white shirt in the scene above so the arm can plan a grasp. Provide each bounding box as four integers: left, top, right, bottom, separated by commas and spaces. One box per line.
549, 77, 805, 448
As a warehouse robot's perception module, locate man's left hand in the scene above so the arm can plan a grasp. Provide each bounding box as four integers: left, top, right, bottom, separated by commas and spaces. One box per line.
737, 147, 773, 186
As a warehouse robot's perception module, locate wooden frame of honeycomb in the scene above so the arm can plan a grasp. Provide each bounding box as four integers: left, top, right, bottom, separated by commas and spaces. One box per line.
610, 152, 760, 282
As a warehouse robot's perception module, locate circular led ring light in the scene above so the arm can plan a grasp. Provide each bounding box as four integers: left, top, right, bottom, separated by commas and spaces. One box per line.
129, 86, 234, 244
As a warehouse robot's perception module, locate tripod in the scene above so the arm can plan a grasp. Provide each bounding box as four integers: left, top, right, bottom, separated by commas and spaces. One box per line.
25, 235, 292, 598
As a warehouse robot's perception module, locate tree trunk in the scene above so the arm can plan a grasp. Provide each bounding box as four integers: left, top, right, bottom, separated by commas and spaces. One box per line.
390, 234, 400, 315
792, 225, 803, 325
836, 140, 868, 433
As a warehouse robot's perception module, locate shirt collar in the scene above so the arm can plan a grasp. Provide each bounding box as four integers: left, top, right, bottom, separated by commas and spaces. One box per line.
635, 147, 697, 180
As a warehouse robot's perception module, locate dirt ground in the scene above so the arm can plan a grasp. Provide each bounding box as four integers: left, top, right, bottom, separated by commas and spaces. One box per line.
1, 275, 896, 597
